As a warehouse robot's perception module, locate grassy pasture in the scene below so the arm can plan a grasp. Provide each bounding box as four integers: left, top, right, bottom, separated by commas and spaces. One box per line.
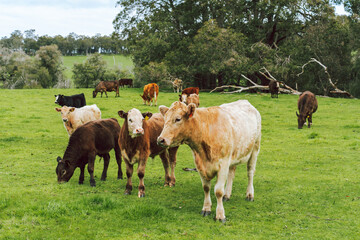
62, 55, 134, 80
0, 88, 359, 239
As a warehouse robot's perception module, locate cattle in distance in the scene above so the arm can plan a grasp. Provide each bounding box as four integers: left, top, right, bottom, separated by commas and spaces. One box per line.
296, 91, 318, 129
93, 81, 120, 98
54, 93, 86, 108
140, 83, 159, 106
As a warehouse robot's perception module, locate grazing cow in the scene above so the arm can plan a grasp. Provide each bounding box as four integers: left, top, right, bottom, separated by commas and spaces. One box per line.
55, 118, 123, 186
140, 83, 159, 106
157, 100, 261, 222
54, 93, 86, 108
93, 81, 119, 98
55, 104, 101, 136
118, 108, 178, 198
185, 93, 200, 107
172, 78, 183, 93
269, 80, 280, 98
179, 87, 200, 103
119, 78, 133, 88
296, 91, 318, 129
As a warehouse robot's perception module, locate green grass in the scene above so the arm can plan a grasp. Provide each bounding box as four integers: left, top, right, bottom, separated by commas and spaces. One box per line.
62, 55, 134, 80
0, 89, 359, 239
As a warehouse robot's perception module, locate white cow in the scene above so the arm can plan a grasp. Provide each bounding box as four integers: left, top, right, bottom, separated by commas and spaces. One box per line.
157, 100, 261, 222
55, 104, 101, 136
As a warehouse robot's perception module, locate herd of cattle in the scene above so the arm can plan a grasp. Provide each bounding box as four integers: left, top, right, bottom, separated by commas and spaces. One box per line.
54, 81, 318, 222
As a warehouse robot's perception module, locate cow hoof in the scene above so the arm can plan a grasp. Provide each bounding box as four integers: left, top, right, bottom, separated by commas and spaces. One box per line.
100, 178, 106, 181
201, 211, 211, 217
90, 180, 96, 187
78, 181, 84, 185
218, 218, 226, 223
164, 183, 170, 187
245, 197, 254, 202
117, 176, 123, 180
138, 193, 145, 198
223, 196, 230, 202
124, 191, 131, 195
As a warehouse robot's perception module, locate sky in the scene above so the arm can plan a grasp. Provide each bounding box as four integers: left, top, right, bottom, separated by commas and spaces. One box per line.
0, 0, 120, 38
0, 1, 349, 38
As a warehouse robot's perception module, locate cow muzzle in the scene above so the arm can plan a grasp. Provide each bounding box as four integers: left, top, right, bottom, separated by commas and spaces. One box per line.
131, 128, 144, 138
62, 118, 68, 122
157, 137, 169, 148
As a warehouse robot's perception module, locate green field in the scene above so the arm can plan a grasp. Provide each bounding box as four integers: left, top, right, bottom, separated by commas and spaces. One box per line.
0, 89, 359, 239
62, 55, 134, 80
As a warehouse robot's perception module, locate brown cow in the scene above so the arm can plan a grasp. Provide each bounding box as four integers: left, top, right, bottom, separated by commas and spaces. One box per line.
55, 118, 123, 186
157, 100, 261, 222
185, 93, 200, 107
269, 80, 279, 98
93, 81, 119, 98
296, 91, 318, 129
119, 78, 133, 88
140, 83, 159, 106
118, 108, 178, 197
179, 87, 199, 103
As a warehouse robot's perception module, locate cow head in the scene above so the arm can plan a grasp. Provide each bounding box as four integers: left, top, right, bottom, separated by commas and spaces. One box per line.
118, 108, 153, 138
55, 156, 74, 183
55, 106, 76, 122
179, 94, 188, 103
296, 111, 306, 129
93, 91, 98, 98
157, 101, 196, 147
55, 94, 64, 105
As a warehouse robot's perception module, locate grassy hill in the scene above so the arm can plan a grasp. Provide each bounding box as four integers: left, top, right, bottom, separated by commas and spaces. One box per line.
0, 89, 359, 239
62, 54, 134, 80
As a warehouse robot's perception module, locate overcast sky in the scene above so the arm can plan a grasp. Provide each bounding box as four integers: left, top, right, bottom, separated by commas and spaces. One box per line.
0, 1, 349, 38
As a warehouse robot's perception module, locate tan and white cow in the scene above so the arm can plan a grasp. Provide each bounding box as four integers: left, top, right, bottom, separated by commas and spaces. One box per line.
55, 104, 101, 136
157, 100, 261, 222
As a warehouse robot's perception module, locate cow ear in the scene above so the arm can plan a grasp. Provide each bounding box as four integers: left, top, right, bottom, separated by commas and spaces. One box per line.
57, 156, 62, 162
118, 110, 128, 119
69, 107, 75, 112
142, 112, 153, 120
296, 111, 299, 117
187, 103, 196, 118
159, 105, 169, 116
55, 108, 61, 112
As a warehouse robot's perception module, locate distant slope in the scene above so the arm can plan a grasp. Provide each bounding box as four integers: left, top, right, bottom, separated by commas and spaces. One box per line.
62, 55, 134, 80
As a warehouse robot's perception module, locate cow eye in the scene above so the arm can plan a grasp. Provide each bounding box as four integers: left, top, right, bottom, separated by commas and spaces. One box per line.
129, 119, 132, 123
175, 117, 181, 122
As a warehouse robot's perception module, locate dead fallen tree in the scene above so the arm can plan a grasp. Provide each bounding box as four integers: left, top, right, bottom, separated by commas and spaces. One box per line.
297, 58, 355, 98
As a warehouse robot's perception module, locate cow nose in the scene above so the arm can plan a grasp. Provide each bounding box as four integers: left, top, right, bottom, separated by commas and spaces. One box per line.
135, 128, 144, 135
62, 119, 67, 122
157, 137, 167, 147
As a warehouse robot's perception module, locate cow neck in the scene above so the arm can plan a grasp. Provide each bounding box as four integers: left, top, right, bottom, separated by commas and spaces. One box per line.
63, 137, 81, 167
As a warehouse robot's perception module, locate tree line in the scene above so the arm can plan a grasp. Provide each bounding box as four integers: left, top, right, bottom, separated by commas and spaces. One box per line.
113, 0, 360, 97
0, 30, 127, 56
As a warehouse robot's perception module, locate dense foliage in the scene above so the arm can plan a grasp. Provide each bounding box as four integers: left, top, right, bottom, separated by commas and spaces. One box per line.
114, 0, 360, 97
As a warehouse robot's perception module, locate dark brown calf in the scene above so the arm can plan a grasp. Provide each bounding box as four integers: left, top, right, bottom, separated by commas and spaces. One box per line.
269, 80, 279, 98
93, 81, 119, 98
296, 91, 318, 129
55, 118, 123, 186
119, 78, 133, 88
118, 109, 178, 197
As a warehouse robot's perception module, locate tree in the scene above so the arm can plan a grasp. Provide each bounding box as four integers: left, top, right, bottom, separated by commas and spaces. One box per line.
72, 53, 107, 88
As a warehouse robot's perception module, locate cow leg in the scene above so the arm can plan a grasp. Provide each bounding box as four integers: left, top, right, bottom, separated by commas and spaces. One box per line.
124, 162, 133, 195
214, 164, 229, 222
87, 152, 96, 187
78, 164, 85, 184
223, 165, 237, 201
137, 160, 147, 198
168, 147, 178, 186
159, 151, 171, 186
246, 148, 259, 201
100, 153, 110, 181
308, 114, 312, 128
200, 176, 212, 217
114, 143, 123, 179
105, 91, 108, 98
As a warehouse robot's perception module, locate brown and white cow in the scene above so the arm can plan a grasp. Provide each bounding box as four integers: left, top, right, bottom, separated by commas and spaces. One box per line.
185, 93, 200, 107
172, 78, 183, 93
179, 87, 199, 103
157, 100, 261, 222
56, 118, 123, 186
118, 108, 178, 198
55, 104, 101, 136
296, 91, 318, 129
140, 83, 159, 106
93, 81, 119, 98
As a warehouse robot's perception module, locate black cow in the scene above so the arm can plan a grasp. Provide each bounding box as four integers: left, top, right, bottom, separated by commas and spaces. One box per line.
55, 118, 123, 186
119, 78, 133, 88
55, 93, 86, 108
